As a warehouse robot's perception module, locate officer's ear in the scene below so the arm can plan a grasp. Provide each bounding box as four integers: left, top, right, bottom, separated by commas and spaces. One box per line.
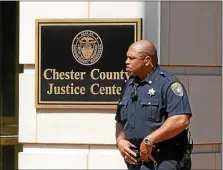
144, 56, 152, 66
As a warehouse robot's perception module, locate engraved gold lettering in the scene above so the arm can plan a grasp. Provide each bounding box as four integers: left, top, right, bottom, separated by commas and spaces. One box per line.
70, 70, 75, 79
125, 71, 130, 80
47, 83, 86, 95
60, 86, 66, 94
90, 83, 122, 95
43, 69, 86, 80
43, 69, 53, 80
52, 69, 59, 80
47, 83, 54, 94
60, 72, 65, 80
90, 83, 99, 95
65, 72, 70, 80
90, 69, 99, 80
90, 69, 129, 80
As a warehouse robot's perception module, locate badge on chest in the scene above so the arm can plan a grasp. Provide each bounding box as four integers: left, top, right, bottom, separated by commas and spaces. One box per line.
148, 88, 155, 96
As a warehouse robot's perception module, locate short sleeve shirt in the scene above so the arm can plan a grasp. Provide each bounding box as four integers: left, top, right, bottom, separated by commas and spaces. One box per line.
115, 66, 192, 140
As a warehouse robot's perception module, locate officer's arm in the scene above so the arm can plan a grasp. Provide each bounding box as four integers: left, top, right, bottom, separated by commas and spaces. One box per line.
115, 80, 128, 141
146, 81, 192, 144
115, 97, 125, 142
145, 114, 190, 144
115, 122, 125, 141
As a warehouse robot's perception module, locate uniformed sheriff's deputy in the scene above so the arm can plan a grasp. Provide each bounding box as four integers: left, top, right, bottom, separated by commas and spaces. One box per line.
115, 40, 192, 170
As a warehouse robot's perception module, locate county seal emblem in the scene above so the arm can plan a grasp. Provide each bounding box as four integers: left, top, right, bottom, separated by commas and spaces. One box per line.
72, 30, 103, 66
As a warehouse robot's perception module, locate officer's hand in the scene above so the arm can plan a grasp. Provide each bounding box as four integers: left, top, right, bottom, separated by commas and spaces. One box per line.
140, 142, 156, 163
117, 139, 137, 164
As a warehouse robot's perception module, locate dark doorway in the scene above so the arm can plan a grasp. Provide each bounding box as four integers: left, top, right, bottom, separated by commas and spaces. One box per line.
0, 2, 21, 170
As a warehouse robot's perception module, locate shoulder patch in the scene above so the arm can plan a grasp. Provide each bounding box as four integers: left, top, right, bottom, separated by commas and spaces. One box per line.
171, 82, 183, 96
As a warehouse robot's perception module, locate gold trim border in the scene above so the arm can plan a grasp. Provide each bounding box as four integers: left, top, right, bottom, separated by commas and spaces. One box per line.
35, 18, 142, 109
0, 136, 18, 145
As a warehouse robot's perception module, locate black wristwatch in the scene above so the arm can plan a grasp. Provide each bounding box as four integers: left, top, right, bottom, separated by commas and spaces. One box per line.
144, 138, 155, 147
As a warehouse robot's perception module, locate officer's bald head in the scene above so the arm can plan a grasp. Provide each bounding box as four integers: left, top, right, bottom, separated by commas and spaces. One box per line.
129, 40, 158, 65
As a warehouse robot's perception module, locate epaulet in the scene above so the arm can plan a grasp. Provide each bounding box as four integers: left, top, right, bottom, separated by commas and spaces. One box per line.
159, 70, 177, 83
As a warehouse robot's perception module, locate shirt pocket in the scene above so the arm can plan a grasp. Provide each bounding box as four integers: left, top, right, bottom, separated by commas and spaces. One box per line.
118, 98, 129, 122
141, 99, 160, 121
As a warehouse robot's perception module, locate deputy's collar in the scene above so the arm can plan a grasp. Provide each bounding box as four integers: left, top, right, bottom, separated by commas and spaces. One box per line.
145, 65, 160, 85
129, 65, 160, 85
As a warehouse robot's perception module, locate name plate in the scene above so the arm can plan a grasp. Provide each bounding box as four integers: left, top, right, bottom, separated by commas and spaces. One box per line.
35, 19, 142, 109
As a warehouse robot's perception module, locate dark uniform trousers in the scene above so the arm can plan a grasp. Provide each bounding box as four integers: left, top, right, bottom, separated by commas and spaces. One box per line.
126, 142, 182, 170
